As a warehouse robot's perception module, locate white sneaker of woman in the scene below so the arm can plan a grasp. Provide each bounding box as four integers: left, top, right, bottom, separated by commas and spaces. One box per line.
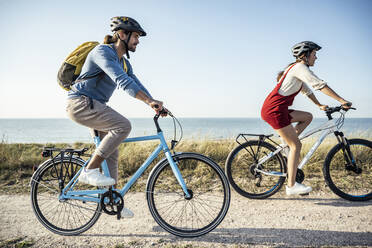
286, 182, 312, 195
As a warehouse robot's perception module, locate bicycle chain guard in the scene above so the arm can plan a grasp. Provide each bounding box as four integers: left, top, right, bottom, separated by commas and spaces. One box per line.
100, 190, 124, 219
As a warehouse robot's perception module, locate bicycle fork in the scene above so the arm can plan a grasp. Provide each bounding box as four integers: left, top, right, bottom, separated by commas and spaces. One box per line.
334, 131, 361, 174
164, 152, 192, 199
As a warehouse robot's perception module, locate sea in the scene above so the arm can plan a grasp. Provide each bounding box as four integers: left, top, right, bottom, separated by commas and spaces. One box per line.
0, 118, 371, 143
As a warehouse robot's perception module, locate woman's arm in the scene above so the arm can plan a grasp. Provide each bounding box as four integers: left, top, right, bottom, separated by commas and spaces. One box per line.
307, 93, 328, 110
320, 85, 351, 106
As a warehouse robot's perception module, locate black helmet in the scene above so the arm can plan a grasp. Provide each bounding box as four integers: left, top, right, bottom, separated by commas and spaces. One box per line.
292, 41, 321, 58
110, 16, 147, 36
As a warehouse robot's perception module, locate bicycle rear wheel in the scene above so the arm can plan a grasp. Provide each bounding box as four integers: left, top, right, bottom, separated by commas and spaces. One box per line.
323, 138, 372, 201
30, 157, 101, 235
146, 153, 230, 237
225, 140, 286, 199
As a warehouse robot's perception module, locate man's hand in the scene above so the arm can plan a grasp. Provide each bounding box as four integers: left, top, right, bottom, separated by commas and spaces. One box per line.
149, 100, 168, 116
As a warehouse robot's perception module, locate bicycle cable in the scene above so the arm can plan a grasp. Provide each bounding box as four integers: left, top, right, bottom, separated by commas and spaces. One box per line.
335, 110, 346, 130
168, 111, 183, 150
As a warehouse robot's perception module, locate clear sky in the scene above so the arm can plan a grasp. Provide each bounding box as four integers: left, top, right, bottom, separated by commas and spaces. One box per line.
0, 0, 371, 118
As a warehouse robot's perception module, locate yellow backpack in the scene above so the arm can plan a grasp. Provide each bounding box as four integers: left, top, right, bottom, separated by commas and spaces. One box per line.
57, 41, 128, 91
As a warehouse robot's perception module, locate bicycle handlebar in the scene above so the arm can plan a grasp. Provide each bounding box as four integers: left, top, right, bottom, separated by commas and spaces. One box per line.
153, 106, 171, 133
325, 104, 356, 120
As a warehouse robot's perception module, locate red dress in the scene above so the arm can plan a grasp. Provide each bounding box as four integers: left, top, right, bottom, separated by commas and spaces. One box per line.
261, 64, 301, 129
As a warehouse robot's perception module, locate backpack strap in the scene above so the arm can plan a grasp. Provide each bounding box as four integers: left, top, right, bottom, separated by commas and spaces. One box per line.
76, 44, 128, 83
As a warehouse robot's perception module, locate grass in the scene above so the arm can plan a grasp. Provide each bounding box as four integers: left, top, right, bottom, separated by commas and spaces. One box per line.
0, 237, 35, 248
0, 137, 369, 194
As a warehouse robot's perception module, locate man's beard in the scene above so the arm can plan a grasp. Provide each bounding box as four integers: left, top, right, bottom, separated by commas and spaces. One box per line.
128, 44, 138, 52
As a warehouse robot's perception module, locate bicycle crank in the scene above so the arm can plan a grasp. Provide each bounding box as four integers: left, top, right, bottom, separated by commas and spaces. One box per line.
100, 190, 124, 219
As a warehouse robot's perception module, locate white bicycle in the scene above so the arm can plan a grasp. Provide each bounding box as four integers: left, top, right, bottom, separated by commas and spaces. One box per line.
225, 105, 372, 201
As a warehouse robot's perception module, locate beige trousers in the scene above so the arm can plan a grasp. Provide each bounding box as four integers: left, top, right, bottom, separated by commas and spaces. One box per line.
66, 96, 131, 182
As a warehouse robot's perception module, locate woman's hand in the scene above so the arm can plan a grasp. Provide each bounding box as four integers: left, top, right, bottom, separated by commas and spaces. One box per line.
319, 104, 329, 111
340, 99, 352, 109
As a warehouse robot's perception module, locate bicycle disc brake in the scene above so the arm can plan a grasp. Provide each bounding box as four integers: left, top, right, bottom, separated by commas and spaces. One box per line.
100, 190, 124, 219
296, 169, 305, 183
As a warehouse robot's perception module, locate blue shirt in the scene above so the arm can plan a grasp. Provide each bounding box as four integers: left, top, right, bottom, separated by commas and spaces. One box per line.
68, 44, 152, 103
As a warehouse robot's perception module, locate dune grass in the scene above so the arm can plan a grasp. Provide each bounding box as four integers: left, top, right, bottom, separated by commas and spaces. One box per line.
0, 137, 369, 194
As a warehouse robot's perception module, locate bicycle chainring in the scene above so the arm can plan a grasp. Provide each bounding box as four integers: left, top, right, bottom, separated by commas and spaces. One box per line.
100, 190, 124, 216
295, 169, 305, 183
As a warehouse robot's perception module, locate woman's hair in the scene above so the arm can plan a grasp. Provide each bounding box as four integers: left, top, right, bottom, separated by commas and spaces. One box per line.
276, 53, 308, 82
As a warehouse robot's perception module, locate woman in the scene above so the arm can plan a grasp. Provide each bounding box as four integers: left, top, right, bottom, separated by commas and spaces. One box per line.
261, 41, 351, 195
66, 17, 166, 216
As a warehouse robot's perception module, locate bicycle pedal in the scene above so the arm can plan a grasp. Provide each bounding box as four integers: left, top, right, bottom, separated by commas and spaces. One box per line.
117, 213, 121, 220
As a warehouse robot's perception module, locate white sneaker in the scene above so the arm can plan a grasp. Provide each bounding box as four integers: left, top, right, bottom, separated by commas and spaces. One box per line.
78, 168, 115, 186
121, 207, 134, 218
286, 182, 312, 195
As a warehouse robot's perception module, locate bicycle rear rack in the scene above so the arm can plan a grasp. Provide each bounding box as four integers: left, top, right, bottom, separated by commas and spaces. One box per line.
33, 147, 90, 172
235, 133, 275, 146
41, 147, 90, 158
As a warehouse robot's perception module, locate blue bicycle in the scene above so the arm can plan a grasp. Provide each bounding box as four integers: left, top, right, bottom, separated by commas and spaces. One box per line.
30, 111, 230, 237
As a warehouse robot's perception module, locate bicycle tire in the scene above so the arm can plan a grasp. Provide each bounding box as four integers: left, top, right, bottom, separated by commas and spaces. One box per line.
225, 140, 286, 199
323, 138, 372, 201
146, 152, 230, 237
30, 157, 102, 235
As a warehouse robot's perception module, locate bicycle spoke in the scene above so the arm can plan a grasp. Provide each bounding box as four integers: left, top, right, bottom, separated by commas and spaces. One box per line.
324, 139, 372, 201
32, 179, 60, 194
148, 153, 230, 236
31, 158, 101, 235
226, 140, 285, 199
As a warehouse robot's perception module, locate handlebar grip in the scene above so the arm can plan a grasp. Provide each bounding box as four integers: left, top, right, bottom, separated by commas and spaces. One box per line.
344, 102, 352, 107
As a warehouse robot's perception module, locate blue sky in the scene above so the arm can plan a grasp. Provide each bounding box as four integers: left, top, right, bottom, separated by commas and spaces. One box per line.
0, 0, 371, 118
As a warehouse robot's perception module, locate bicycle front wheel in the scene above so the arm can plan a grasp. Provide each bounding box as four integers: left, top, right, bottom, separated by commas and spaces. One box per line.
146, 153, 230, 237
30, 157, 101, 235
323, 138, 372, 201
225, 140, 286, 199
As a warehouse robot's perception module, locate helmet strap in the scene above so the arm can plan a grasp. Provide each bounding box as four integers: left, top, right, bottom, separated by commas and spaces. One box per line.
116, 31, 132, 59
297, 52, 309, 66
304, 50, 312, 66
125, 32, 132, 59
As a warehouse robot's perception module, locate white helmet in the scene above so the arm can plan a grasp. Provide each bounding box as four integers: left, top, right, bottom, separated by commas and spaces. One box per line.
292, 41, 321, 58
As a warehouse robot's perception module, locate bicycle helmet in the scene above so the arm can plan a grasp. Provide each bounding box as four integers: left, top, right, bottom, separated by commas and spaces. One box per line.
292, 41, 321, 58
110, 16, 147, 36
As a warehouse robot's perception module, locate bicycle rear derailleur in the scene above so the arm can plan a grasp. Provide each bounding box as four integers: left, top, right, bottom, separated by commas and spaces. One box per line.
100, 189, 124, 220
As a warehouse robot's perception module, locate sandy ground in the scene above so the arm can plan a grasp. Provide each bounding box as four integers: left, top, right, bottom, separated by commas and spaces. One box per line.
0, 191, 371, 248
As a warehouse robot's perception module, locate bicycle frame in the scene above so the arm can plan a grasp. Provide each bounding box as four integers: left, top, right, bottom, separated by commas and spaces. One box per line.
60, 130, 191, 203
255, 111, 346, 176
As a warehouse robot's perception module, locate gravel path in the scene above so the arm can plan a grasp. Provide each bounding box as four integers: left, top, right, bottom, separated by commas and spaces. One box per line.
0, 192, 371, 247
